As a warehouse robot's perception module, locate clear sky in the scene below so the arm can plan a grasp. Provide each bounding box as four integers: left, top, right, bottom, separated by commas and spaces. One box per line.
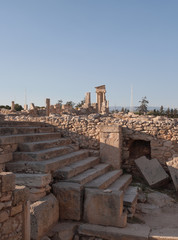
0, 0, 178, 108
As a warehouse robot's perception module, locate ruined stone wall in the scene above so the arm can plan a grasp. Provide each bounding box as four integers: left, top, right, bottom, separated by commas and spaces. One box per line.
0, 172, 29, 240
5, 113, 178, 173
0, 145, 17, 172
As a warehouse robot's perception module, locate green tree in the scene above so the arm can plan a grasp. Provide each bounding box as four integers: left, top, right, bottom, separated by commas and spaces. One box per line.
14, 104, 23, 111
137, 96, 149, 115
65, 101, 75, 108
0, 105, 10, 109
173, 108, 178, 118
58, 99, 63, 106
75, 99, 85, 108
165, 107, 170, 117
160, 105, 164, 115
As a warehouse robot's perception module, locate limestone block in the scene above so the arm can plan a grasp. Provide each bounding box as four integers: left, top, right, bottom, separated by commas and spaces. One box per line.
78, 223, 150, 240
10, 204, 23, 216
50, 222, 78, 240
0, 153, 13, 164
12, 185, 29, 206
135, 156, 169, 187
166, 157, 178, 191
0, 192, 12, 202
0, 172, 15, 193
0, 210, 9, 223
100, 125, 122, 169
53, 182, 83, 221
15, 173, 51, 188
83, 188, 127, 228
30, 193, 59, 240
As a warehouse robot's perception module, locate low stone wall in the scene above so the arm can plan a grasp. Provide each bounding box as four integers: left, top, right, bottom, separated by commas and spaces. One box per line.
4, 113, 178, 173
0, 172, 30, 240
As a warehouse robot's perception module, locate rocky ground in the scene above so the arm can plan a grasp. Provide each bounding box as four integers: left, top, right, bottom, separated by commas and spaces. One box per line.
133, 183, 178, 232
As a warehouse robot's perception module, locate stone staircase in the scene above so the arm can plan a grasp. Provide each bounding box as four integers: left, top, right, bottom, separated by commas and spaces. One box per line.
1, 121, 138, 239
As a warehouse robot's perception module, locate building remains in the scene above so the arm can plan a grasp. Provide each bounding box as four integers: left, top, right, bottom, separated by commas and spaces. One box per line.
0, 86, 178, 240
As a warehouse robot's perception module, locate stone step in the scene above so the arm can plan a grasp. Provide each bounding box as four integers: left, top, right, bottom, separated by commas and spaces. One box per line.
53, 156, 100, 180
13, 145, 78, 162
6, 150, 89, 173
123, 186, 138, 218
15, 173, 52, 188
66, 163, 111, 185
0, 126, 56, 136
123, 186, 138, 207
84, 188, 127, 228
18, 138, 72, 152
109, 174, 132, 192
15, 173, 52, 202
0, 121, 50, 127
85, 169, 123, 189
0, 132, 61, 144
78, 223, 150, 240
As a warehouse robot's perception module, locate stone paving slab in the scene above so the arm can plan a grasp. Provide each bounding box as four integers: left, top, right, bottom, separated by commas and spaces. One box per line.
149, 228, 178, 240
135, 156, 169, 187
78, 223, 150, 240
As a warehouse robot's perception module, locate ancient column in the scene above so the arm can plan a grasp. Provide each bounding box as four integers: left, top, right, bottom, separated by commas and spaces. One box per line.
46, 98, 50, 116
11, 101, 15, 111
24, 104, 28, 111
85, 92, 91, 107
95, 85, 106, 113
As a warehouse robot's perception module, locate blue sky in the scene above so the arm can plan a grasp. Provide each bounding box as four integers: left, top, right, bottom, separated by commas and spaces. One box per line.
0, 0, 178, 108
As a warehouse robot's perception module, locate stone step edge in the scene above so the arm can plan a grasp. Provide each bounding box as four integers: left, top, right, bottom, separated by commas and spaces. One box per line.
6, 149, 89, 173
0, 132, 61, 144
85, 169, 123, 189
18, 138, 72, 152
66, 163, 111, 185
52, 156, 100, 180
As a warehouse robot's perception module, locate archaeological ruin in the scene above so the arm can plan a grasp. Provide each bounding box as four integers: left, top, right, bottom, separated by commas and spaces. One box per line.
0, 86, 178, 240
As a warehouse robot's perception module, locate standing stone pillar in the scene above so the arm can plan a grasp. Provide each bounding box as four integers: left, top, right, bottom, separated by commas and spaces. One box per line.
97, 93, 102, 113
85, 92, 91, 107
46, 98, 50, 116
24, 104, 28, 111
95, 85, 107, 113
11, 101, 15, 111
100, 125, 122, 169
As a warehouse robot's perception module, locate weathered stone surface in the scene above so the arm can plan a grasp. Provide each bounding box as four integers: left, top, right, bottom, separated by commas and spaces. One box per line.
147, 192, 175, 207
78, 223, 150, 240
100, 125, 122, 169
0, 210, 9, 223
50, 222, 78, 240
10, 204, 23, 216
0, 153, 13, 164
12, 185, 29, 205
30, 193, 59, 240
135, 156, 169, 187
0, 172, 15, 192
15, 173, 51, 188
166, 157, 178, 191
83, 188, 126, 228
53, 182, 83, 221
149, 228, 178, 240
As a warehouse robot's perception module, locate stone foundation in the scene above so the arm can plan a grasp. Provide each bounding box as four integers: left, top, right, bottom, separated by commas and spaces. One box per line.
0, 172, 30, 240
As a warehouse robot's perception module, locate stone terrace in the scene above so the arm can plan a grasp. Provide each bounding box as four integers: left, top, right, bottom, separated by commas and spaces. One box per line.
1, 113, 178, 240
